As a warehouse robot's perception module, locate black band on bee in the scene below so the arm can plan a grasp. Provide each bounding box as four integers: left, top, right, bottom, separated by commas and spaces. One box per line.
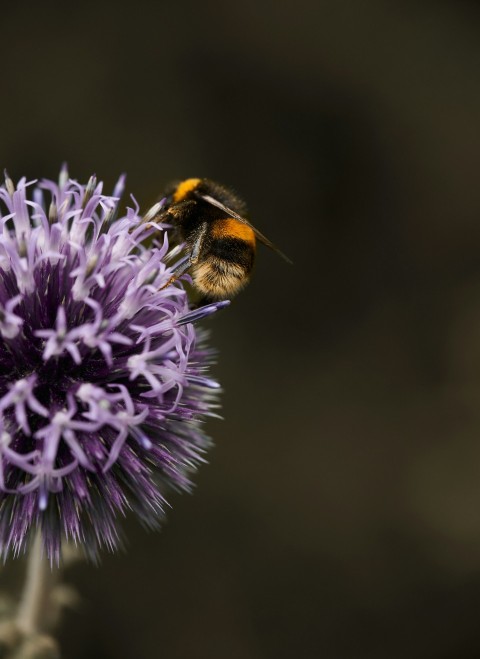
209, 237, 255, 271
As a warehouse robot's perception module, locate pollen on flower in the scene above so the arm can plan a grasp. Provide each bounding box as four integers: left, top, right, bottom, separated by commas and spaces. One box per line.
0, 168, 227, 562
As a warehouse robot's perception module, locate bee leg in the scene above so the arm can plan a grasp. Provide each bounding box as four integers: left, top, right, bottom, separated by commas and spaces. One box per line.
160, 259, 192, 290
160, 222, 208, 290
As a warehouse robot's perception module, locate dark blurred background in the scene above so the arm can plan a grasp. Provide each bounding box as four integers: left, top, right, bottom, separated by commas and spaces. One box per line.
2, 1, 480, 657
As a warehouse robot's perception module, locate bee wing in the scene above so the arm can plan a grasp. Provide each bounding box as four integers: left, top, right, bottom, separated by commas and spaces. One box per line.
199, 193, 293, 264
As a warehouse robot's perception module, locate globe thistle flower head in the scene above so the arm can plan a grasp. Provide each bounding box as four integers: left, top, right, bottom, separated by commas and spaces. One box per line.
0, 168, 227, 562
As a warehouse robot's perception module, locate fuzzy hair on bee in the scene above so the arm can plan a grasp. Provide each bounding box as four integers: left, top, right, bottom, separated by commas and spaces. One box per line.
154, 178, 291, 302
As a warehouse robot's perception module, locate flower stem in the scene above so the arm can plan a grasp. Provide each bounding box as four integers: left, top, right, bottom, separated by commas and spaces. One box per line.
16, 531, 50, 635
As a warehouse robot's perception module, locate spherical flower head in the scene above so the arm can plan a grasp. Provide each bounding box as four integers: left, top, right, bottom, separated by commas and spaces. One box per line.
0, 168, 227, 562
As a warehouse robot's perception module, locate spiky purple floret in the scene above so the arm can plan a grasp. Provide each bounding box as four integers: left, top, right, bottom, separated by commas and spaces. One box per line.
0, 168, 227, 561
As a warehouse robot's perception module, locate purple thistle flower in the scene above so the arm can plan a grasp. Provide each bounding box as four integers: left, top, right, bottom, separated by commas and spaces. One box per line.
0, 168, 228, 562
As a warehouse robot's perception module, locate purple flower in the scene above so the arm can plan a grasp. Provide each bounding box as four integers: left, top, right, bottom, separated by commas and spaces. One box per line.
0, 168, 227, 561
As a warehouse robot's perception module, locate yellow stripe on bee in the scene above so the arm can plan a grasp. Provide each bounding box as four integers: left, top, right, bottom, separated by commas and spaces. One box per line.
173, 178, 202, 202
211, 219, 256, 245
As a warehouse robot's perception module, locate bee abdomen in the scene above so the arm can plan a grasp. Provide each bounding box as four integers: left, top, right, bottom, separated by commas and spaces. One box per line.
192, 240, 255, 300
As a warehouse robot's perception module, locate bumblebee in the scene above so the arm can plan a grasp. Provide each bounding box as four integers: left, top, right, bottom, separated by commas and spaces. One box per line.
156, 178, 291, 301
